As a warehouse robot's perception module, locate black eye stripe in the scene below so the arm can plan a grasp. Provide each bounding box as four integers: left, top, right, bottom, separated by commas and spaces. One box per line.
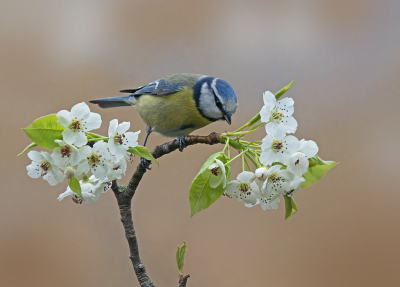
211, 88, 225, 112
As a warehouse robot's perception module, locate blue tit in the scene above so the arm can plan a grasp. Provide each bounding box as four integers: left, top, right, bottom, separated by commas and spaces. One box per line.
89, 73, 238, 152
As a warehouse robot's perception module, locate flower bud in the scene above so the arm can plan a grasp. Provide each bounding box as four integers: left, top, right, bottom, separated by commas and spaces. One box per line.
254, 167, 268, 189
64, 166, 76, 180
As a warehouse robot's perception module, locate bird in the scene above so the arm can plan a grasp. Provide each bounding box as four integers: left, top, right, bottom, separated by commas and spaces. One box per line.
89, 73, 238, 167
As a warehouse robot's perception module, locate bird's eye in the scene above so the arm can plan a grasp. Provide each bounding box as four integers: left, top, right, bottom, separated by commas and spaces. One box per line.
212, 90, 224, 111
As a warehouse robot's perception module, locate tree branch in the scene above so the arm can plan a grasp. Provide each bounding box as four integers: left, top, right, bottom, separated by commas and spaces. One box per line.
178, 274, 190, 287
112, 132, 223, 286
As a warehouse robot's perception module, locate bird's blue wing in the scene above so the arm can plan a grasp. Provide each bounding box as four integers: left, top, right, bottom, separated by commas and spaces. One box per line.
120, 79, 185, 96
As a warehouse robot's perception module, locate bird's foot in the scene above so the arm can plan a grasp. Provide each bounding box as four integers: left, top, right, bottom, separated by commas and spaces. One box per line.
140, 157, 152, 170
178, 135, 187, 152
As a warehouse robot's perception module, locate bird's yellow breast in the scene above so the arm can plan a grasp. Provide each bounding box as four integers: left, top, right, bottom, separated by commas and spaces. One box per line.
134, 86, 212, 137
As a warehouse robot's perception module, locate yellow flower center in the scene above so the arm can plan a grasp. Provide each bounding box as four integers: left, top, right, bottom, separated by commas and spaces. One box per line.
271, 139, 283, 153
69, 118, 82, 131
270, 107, 283, 122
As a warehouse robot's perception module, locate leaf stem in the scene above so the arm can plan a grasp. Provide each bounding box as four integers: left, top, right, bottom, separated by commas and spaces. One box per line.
224, 149, 248, 166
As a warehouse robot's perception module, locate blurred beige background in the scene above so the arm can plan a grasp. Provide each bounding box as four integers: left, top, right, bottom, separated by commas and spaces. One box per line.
1, 0, 400, 286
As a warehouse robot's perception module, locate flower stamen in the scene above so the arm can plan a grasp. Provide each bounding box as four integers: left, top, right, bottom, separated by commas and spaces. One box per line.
69, 118, 82, 131
211, 167, 221, 176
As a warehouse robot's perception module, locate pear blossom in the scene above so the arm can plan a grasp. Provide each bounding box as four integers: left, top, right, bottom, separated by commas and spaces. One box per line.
51, 140, 81, 169
108, 119, 140, 160
57, 180, 96, 204
57, 102, 101, 147
92, 178, 112, 201
260, 91, 297, 133
106, 158, 127, 180
76, 141, 112, 180
260, 125, 300, 166
284, 176, 306, 197
260, 164, 295, 203
26, 150, 64, 186
204, 159, 226, 188
287, 140, 319, 176
225, 171, 260, 205
260, 197, 280, 210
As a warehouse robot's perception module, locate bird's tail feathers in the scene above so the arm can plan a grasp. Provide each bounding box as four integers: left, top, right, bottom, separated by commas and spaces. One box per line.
89, 96, 134, 109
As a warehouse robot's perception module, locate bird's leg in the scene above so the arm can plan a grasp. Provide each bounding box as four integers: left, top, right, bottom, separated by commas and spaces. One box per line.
177, 134, 187, 152
140, 125, 153, 170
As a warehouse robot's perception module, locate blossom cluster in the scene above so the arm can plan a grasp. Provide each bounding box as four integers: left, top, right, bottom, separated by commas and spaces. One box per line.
209, 91, 318, 210
26, 102, 140, 203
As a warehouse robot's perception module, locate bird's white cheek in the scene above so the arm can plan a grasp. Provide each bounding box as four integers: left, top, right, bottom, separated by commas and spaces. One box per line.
199, 84, 223, 119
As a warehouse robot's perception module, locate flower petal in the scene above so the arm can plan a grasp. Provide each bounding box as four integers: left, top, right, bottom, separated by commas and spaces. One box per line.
283, 116, 297, 133
125, 131, 140, 147
209, 173, 222, 188
263, 91, 276, 107
73, 131, 88, 147
27, 150, 43, 162
57, 110, 72, 127
69, 145, 81, 166
43, 172, 59, 186
265, 122, 279, 135
287, 152, 309, 176
62, 128, 76, 146
71, 102, 90, 119
259, 149, 275, 165
237, 171, 255, 183
116, 121, 130, 134
300, 140, 319, 158
27, 164, 41, 178
276, 97, 294, 112
108, 139, 117, 156
108, 119, 118, 137
284, 135, 300, 153
84, 112, 102, 131
260, 106, 271, 123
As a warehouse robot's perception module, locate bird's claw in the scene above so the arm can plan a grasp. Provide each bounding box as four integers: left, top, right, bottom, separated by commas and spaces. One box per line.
178, 135, 187, 152
140, 157, 152, 170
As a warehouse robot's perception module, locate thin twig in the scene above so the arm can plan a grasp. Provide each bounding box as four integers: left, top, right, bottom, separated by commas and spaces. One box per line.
112, 132, 223, 286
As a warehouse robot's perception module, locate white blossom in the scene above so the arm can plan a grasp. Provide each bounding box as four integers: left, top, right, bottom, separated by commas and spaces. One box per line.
260, 197, 280, 210
76, 141, 112, 180
26, 150, 63, 186
57, 180, 96, 204
204, 159, 227, 188
259, 165, 295, 210
260, 91, 297, 133
51, 140, 81, 169
108, 119, 140, 160
260, 125, 299, 166
284, 176, 306, 197
287, 140, 319, 176
106, 158, 127, 180
225, 171, 261, 205
92, 178, 112, 201
57, 102, 101, 147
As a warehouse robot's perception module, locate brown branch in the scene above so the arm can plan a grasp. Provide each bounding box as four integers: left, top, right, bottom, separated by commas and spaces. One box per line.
178, 274, 190, 287
112, 132, 223, 287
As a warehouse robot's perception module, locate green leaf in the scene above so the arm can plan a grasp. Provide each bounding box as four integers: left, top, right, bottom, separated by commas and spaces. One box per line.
176, 241, 187, 273
189, 152, 229, 217
82, 172, 89, 181
23, 114, 65, 150
68, 177, 82, 198
275, 78, 295, 100
128, 146, 158, 165
300, 155, 337, 188
284, 195, 298, 220
17, 142, 38, 156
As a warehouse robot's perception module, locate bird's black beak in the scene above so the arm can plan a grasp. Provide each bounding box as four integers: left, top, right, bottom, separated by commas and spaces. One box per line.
223, 113, 231, 125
